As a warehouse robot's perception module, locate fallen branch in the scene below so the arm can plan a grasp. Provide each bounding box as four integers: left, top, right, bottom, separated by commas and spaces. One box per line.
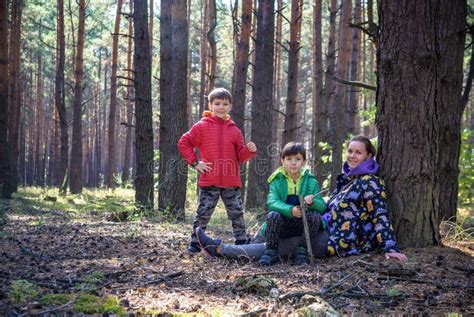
238, 308, 268, 317
377, 275, 473, 289
31, 299, 75, 316
142, 271, 185, 286
279, 273, 355, 301
20, 246, 52, 261
320, 273, 355, 294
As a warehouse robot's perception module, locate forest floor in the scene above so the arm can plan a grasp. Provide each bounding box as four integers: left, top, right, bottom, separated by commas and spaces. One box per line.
0, 188, 473, 316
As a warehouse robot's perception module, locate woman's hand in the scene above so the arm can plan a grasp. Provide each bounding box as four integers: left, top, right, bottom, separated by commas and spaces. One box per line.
304, 195, 314, 205
291, 206, 302, 218
385, 252, 408, 263
195, 161, 213, 173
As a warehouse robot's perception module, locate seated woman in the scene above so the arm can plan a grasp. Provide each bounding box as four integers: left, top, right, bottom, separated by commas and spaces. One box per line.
196, 136, 407, 263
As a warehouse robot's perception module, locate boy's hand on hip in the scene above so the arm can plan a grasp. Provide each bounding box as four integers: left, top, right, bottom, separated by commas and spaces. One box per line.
195, 161, 213, 173
246, 141, 257, 152
291, 206, 302, 218
304, 195, 314, 205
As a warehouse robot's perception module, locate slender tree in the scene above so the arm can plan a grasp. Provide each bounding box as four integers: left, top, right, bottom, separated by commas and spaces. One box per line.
311, 0, 327, 184
199, 0, 209, 115
328, 0, 352, 189
347, 0, 361, 135
122, 0, 134, 184
282, 0, 303, 145
107, 0, 124, 189
246, 0, 275, 210
55, 0, 68, 191
134, 0, 154, 208
69, 0, 86, 194
376, 0, 467, 247
0, 0, 10, 198
272, 0, 283, 162
231, 0, 252, 195
34, 47, 45, 186
205, 0, 217, 94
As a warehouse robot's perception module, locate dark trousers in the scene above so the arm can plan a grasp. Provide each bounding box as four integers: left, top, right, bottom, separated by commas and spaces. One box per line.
191, 186, 246, 242
264, 211, 320, 251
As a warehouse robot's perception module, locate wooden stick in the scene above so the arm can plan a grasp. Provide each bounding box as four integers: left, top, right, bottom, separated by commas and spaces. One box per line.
298, 195, 314, 265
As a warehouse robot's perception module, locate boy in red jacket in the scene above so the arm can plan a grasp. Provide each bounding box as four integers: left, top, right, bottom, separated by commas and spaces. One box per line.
178, 88, 257, 254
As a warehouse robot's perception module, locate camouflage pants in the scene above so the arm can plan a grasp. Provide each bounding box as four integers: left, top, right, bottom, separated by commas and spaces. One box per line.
264, 211, 321, 250
191, 186, 247, 242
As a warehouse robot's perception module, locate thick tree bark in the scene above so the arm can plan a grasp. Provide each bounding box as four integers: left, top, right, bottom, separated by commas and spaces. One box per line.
376, 0, 466, 247
107, 0, 123, 189
246, 0, 275, 210
158, 0, 189, 220
282, 0, 303, 145
0, 0, 10, 198
6, 0, 22, 196
134, 0, 154, 208
69, 0, 86, 194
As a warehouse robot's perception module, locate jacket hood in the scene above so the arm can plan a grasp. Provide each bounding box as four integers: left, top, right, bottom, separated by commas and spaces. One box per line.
267, 166, 312, 183
343, 158, 379, 177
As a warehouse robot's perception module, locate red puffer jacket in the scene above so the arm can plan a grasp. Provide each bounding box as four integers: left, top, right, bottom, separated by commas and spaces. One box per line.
178, 112, 255, 188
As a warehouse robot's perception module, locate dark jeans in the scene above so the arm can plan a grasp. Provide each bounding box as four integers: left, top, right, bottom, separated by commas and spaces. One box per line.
264, 211, 321, 251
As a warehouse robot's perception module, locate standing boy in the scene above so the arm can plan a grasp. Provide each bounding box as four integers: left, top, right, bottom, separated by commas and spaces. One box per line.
258, 142, 326, 265
178, 88, 257, 253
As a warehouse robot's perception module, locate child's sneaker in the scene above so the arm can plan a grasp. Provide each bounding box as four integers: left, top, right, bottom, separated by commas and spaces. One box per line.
294, 246, 310, 265
195, 227, 222, 257
257, 249, 280, 266
188, 241, 201, 254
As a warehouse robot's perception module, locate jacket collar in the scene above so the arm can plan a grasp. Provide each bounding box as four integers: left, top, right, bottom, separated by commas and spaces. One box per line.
342, 158, 379, 177
202, 110, 232, 122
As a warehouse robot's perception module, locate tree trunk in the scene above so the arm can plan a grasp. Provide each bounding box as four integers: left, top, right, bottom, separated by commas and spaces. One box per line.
282, 0, 303, 145
311, 0, 327, 184
123, 0, 134, 184
272, 0, 283, 170
0, 0, 10, 198
35, 49, 45, 186
246, 0, 275, 210
205, 0, 217, 94
376, 0, 466, 247
149, 0, 154, 59
107, 0, 123, 189
328, 0, 352, 190
231, 0, 252, 197
55, 0, 68, 192
158, 0, 189, 220
199, 0, 208, 115
347, 0, 361, 135
134, 0, 154, 209
69, 0, 86, 194
6, 0, 22, 196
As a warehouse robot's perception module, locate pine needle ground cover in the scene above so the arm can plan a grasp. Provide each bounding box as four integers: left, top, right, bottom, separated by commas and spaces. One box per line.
0, 188, 472, 315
